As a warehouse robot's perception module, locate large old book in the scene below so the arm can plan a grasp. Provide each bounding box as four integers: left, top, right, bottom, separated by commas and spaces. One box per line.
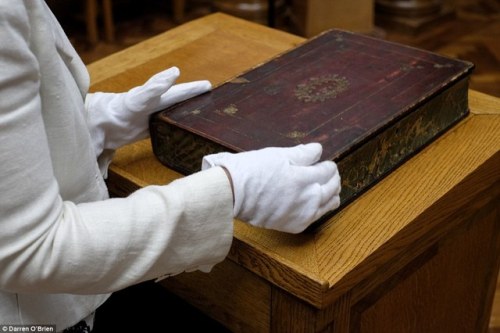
149, 29, 474, 215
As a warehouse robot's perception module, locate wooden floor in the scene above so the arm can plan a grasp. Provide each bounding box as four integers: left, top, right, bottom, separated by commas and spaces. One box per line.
48, 0, 499, 330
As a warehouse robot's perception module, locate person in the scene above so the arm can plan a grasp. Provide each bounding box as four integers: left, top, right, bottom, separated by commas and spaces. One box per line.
0, 1, 341, 332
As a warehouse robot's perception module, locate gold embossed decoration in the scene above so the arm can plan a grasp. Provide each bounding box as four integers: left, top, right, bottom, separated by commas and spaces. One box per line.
215, 104, 239, 116
222, 104, 238, 115
295, 74, 349, 102
286, 131, 307, 139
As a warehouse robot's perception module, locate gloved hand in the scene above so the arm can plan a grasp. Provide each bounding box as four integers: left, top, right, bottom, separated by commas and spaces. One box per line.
85, 66, 211, 158
202, 143, 341, 233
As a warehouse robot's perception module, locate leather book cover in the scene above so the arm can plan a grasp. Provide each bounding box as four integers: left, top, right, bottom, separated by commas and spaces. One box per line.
150, 29, 474, 214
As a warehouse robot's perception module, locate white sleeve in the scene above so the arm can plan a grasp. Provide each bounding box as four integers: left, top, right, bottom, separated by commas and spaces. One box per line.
0, 2, 234, 295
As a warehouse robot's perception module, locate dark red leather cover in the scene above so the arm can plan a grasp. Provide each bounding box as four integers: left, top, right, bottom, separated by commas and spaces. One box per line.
150, 29, 473, 212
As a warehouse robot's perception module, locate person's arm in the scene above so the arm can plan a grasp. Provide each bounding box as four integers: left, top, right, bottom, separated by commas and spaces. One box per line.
0, 3, 233, 294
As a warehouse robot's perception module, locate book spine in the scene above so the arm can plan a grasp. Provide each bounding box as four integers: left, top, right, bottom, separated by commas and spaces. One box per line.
336, 77, 470, 208
150, 119, 234, 175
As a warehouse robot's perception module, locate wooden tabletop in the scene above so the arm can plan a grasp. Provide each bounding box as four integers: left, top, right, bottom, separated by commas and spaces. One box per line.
88, 13, 500, 310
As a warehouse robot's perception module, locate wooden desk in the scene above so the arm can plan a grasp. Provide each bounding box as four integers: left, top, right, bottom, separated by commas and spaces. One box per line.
88, 13, 500, 333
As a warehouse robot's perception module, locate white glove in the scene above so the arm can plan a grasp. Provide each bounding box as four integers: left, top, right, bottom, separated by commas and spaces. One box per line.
202, 143, 341, 233
85, 66, 211, 157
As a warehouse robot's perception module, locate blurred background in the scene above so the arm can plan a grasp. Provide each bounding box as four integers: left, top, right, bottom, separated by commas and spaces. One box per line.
47, 0, 499, 96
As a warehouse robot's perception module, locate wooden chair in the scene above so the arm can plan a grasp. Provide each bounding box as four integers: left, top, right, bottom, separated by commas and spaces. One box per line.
85, 0, 188, 44
85, 0, 115, 44
172, 0, 186, 23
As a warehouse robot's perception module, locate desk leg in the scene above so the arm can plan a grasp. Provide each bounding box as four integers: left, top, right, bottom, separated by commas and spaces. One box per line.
160, 259, 273, 332
271, 289, 325, 332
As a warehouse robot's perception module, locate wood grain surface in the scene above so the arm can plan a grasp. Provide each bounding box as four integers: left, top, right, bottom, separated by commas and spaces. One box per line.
88, 13, 500, 331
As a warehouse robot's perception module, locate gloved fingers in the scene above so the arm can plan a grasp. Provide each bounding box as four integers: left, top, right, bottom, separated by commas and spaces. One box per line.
305, 171, 340, 222
314, 193, 341, 222
144, 67, 181, 86
284, 142, 323, 166
124, 67, 180, 111
278, 178, 340, 234
319, 171, 341, 206
293, 160, 338, 187
160, 80, 212, 109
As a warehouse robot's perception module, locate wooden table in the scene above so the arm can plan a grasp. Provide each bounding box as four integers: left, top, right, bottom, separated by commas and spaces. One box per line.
88, 13, 500, 333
